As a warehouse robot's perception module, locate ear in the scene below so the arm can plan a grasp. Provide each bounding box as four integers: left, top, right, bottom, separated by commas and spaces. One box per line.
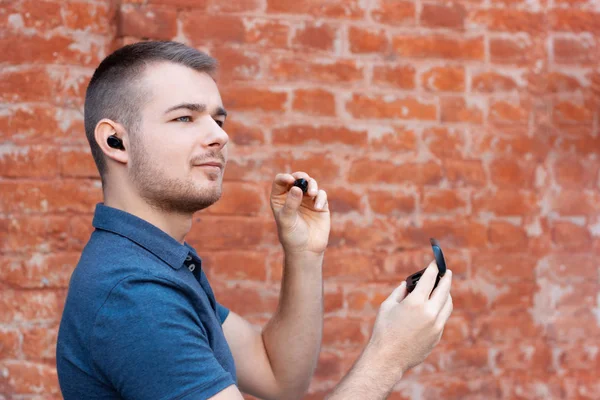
94, 119, 129, 165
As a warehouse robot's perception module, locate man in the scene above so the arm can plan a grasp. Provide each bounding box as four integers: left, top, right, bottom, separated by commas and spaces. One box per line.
56, 41, 453, 400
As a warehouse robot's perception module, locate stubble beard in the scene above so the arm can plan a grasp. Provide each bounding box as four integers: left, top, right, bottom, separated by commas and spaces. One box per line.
129, 141, 223, 215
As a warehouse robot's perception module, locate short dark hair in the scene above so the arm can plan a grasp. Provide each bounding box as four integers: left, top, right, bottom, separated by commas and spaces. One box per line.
84, 40, 218, 179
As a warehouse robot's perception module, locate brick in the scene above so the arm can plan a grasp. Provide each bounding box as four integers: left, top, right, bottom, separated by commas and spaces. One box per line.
423, 127, 466, 159
63, 1, 114, 34
379, 249, 439, 280
474, 312, 542, 343
220, 87, 287, 112
471, 71, 520, 92
369, 126, 417, 152
272, 151, 342, 183
211, 47, 260, 82
556, 343, 600, 371
349, 26, 389, 53
0, 328, 20, 359
0, 252, 78, 289
440, 96, 484, 124
546, 310, 600, 341
401, 218, 488, 248
392, 35, 484, 60
0, 181, 100, 214
0, 145, 60, 178
212, 283, 278, 315
1, 66, 88, 107
183, 13, 245, 45
22, 325, 58, 361
268, 58, 364, 84
489, 158, 536, 188
320, 186, 363, 215
328, 218, 395, 249
202, 250, 268, 281
118, 4, 177, 39
323, 316, 366, 346
553, 99, 595, 123
292, 89, 336, 117
473, 190, 538, 216
349, 160, 442, 185
554, 37, 597, 65
368, 190, 416, 215
553, 156, 598, 188
550, 190, 600, 216
58, 147, 101, 178
313, 351, 343, 382
547, 72, 586, 93
187, 216, 275, 250
272, 125, 368, 146
324, 289, 344, 314
445, 160, 487, 187
469, 9, 545, 34
488, 221, 529, 251
203, 181, 264, 216
0, 216, 71, 253
420, 3, 466, 30
322, 249, 384, 280
346, 94, 437, 120
472, 252, 537, 282
0, 360, 60, 395
208, 0, 262, 12
490, 37, 535, 65
0, 33, 104, 67
220, 117, 265, 146
421, 188, 468, 214
493, 341, 553, 373
292, 22, 337, 51
550, 10, 600, 34
68, 215, 95, 252
5, 0, 62, 31
0, 105, 85, 144
372, 64, 416, 89
347, 285, 392, 314
244, 19, 290, 48
552, 222, 591, 250
489, 98, 532, 124
371, 0, 415, 26
148, 0, 209, 7
421, 66, 465, 92
267, 0, 365, 19
0, 289, 64, 324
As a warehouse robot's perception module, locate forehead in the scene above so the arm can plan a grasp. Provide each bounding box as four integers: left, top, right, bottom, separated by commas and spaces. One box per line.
141, 62, 223, 111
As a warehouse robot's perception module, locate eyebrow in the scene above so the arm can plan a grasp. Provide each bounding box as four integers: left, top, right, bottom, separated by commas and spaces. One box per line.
164, 103, 228, 117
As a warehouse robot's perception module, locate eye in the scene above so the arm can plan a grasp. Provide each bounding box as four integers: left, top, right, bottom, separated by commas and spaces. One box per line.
175, 116, 192, 122
215, 119, 224, 128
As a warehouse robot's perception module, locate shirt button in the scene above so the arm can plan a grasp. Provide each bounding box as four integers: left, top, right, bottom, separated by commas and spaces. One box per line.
185, 255, 193, 262
188, 264, 196, 272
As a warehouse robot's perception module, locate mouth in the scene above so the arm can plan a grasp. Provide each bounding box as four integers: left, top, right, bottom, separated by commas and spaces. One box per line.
195, 162, 223, 168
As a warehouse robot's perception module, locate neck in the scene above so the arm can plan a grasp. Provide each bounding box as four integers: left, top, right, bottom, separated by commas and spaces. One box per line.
102, 182, 193, 244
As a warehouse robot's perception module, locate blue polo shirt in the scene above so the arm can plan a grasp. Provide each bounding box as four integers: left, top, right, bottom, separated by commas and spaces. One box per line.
56, 203, 237, 400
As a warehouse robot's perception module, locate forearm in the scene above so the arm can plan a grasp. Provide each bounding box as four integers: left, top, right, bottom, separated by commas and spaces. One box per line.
262, 251, 324, 399
326, 344, 402, 400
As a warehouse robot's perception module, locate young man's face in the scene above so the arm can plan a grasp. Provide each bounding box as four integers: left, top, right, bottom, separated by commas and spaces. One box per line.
128, 61, 229, 214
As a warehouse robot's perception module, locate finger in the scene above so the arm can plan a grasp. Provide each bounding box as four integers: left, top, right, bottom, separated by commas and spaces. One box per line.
411, 260, 439, 301
384, 281, 408, 304
429, 269, 453, 310
435, 294, 453, 327
280, 185, 304, 219
307, 177, 318, 197
271, 173, 296, 197
312, 189, 328, 211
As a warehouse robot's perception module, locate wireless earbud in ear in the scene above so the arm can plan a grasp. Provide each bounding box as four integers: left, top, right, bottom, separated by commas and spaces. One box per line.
107, 135, 125, 150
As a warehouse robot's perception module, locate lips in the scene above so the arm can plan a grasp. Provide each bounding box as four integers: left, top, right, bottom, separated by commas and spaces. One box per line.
195, 161, 224, 169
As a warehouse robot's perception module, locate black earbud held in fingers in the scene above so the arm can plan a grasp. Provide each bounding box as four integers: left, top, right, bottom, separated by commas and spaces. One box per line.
292, 178, 308, 194
107, 135, 125, 150
405, 238, 447, 293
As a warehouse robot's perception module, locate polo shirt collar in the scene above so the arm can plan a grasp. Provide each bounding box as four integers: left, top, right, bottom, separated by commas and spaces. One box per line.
92, 203, 192, 270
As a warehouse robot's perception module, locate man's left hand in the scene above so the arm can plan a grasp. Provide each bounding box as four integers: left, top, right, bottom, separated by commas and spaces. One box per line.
270, 172, 330, 256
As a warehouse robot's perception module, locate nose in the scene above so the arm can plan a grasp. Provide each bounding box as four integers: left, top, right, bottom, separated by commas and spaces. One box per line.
204, 119, 229, 150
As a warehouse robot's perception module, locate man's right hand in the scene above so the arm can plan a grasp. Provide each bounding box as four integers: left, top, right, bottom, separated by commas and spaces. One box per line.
368, 261, 453, 376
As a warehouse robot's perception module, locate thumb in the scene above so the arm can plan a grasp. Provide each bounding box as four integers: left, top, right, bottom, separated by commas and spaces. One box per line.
279, 186, 303, 221
386, 281, 408, 304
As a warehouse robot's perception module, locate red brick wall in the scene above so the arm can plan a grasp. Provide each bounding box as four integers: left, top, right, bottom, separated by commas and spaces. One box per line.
1, 0, 599, 398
